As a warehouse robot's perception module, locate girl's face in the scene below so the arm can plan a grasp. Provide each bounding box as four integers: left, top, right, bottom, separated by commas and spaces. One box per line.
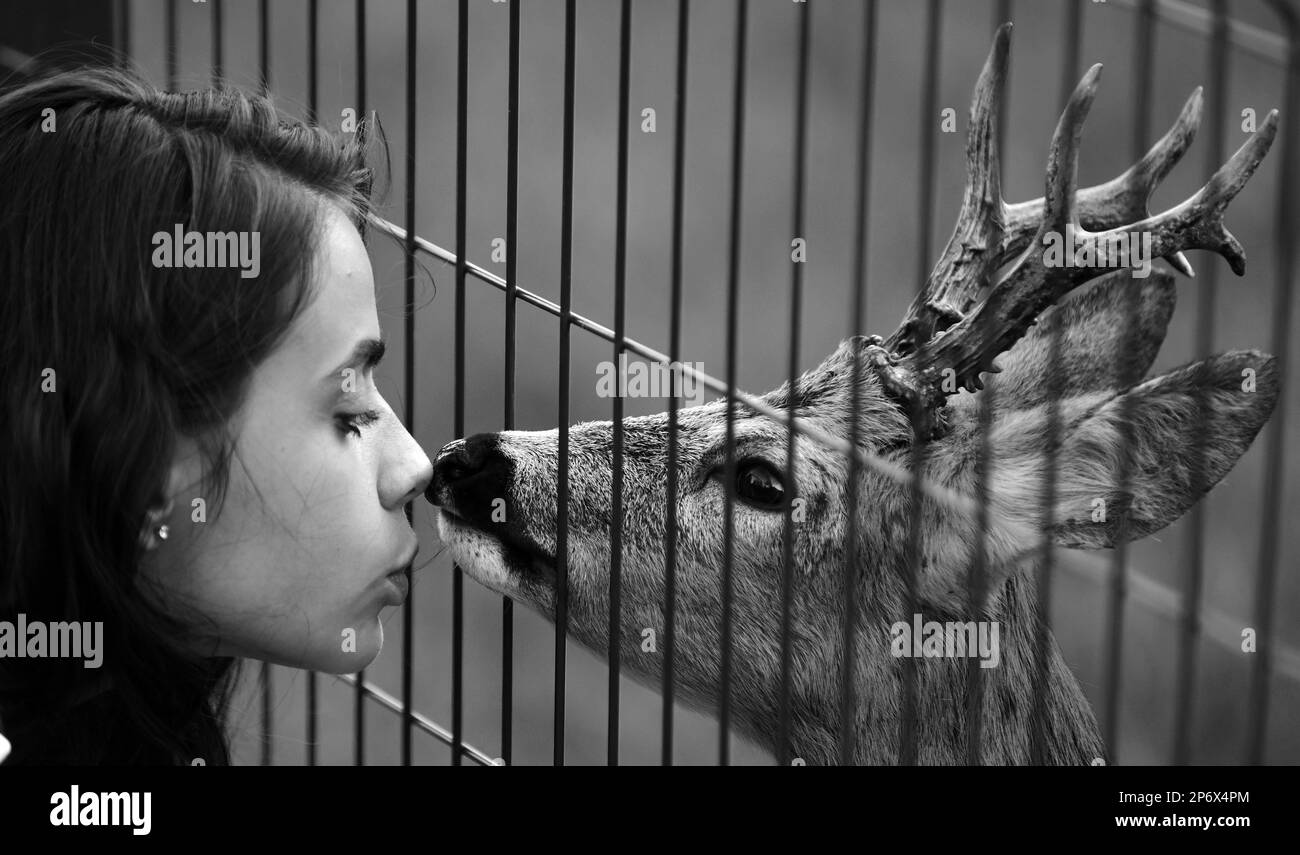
141, 203, 433, 673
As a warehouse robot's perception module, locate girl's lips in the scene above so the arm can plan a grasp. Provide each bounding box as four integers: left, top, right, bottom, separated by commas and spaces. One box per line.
382, 568, 410, 605
376, 541, 418, 604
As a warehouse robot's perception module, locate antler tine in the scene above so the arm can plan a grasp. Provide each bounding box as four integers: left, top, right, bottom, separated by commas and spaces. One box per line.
1003, 87, 1204, 276
1179, 109, 1280, 272
877, 62, 1101, 414
884, 22, 1012, 357
898, 103, 1278, 436
1040, 64, 1102, 242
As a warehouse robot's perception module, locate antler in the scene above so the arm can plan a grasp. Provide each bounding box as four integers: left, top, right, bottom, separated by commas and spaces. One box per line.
1000, 86, 1203, 277
883, 23, 1010, 358
871, 22, 1278, 439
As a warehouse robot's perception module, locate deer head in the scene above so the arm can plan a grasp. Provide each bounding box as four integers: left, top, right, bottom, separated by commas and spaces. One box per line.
426, 24, 1279, 764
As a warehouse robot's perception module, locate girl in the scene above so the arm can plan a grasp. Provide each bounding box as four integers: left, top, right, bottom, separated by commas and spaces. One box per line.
0, 64, 433, 764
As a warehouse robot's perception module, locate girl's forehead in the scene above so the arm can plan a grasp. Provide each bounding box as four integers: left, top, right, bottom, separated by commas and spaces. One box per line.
308, 208, 377, 330
255, 206, 380, 392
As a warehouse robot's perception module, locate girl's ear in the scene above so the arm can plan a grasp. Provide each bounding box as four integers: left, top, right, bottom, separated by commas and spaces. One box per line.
156, 434, 207, 527
984, 267, 1177, 414
987, 350, 1277, 552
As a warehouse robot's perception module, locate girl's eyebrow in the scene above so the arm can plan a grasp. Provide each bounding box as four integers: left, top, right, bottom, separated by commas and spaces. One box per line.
321, 336, 386, 386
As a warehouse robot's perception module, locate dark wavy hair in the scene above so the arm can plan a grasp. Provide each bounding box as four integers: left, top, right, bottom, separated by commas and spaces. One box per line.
0, 62, 386, 764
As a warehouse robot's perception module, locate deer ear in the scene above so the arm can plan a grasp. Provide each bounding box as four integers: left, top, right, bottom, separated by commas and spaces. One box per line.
987, 268, 1177, 411
990, 350, 1277, 550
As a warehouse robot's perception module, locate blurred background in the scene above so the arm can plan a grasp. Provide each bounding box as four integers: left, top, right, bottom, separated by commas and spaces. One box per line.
3, 0, 1296, 764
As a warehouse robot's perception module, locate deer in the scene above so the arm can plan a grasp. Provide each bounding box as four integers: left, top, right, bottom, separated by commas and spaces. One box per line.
425, 24, 1280, 765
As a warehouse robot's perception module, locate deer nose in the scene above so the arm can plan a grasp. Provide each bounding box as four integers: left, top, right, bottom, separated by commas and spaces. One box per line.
427, 433, 512, 525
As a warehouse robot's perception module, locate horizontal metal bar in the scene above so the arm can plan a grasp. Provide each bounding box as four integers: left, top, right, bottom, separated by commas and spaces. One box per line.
1110, 0, 1289, 64
368, 214, 658, 364
336, 673, 497, 766
370, 210, 1300, 691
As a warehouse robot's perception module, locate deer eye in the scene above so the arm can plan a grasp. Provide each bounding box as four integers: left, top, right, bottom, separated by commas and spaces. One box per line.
735, 459, 787, 510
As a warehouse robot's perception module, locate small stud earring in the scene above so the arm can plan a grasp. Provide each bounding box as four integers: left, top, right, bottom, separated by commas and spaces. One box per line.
141, 499, 175, 551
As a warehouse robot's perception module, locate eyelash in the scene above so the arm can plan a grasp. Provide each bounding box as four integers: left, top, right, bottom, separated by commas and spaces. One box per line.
336, 408, 383, 438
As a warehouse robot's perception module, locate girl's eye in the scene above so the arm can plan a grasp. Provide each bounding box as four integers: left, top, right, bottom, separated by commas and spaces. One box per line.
336, 408, 383, 439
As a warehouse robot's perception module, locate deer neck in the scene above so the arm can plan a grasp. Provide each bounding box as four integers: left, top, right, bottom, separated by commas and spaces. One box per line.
763, 571, 1105, 766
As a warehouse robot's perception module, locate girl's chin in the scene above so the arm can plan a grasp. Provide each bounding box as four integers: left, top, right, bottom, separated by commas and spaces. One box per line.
314, 624, 384, 673
233, 627, 385, 673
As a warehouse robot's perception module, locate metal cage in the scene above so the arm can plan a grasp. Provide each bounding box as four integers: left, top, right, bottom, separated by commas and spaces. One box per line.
4, 0, 1295, 765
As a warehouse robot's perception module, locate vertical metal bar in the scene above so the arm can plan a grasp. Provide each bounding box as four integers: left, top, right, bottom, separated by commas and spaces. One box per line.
305, 0, 320, 770
1247, 0, 1298, 765
719, 0, 748, 767
502, 0, 519, 766
965, 1, 1012, 770
258, 0, 271, 764
554, 0, 577, 767
661, 0, 689, 768
914, 0, 940, 287
166, 0, 177, 91
994, 0, 1012, 31
259, 0, 269, 95
307, 674, 317, 765
452, 0, 468, 769
261, 662, 272, 765
898, 0, 941, 767
1173, 0, 1226, 766
401, 0, 417, 767
1102, 0, 1155, 762
993, 0, 1011, 147
352, 661, 365, 765
1057, 0, 1078, 108
1028, 0, 1082, 767
354, 0, 368, 768
993, 0, 1013, 161
212, 0, 222, 88
307, 0, 318, 125
607, 0, 632, 767
114, 0, 130, 68
839, 0, 875, 768
356, 1, 366, 126
777, 0, 810, 766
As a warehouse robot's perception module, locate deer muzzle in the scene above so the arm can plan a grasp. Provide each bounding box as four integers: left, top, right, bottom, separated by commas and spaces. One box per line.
426, 433, 558, 590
